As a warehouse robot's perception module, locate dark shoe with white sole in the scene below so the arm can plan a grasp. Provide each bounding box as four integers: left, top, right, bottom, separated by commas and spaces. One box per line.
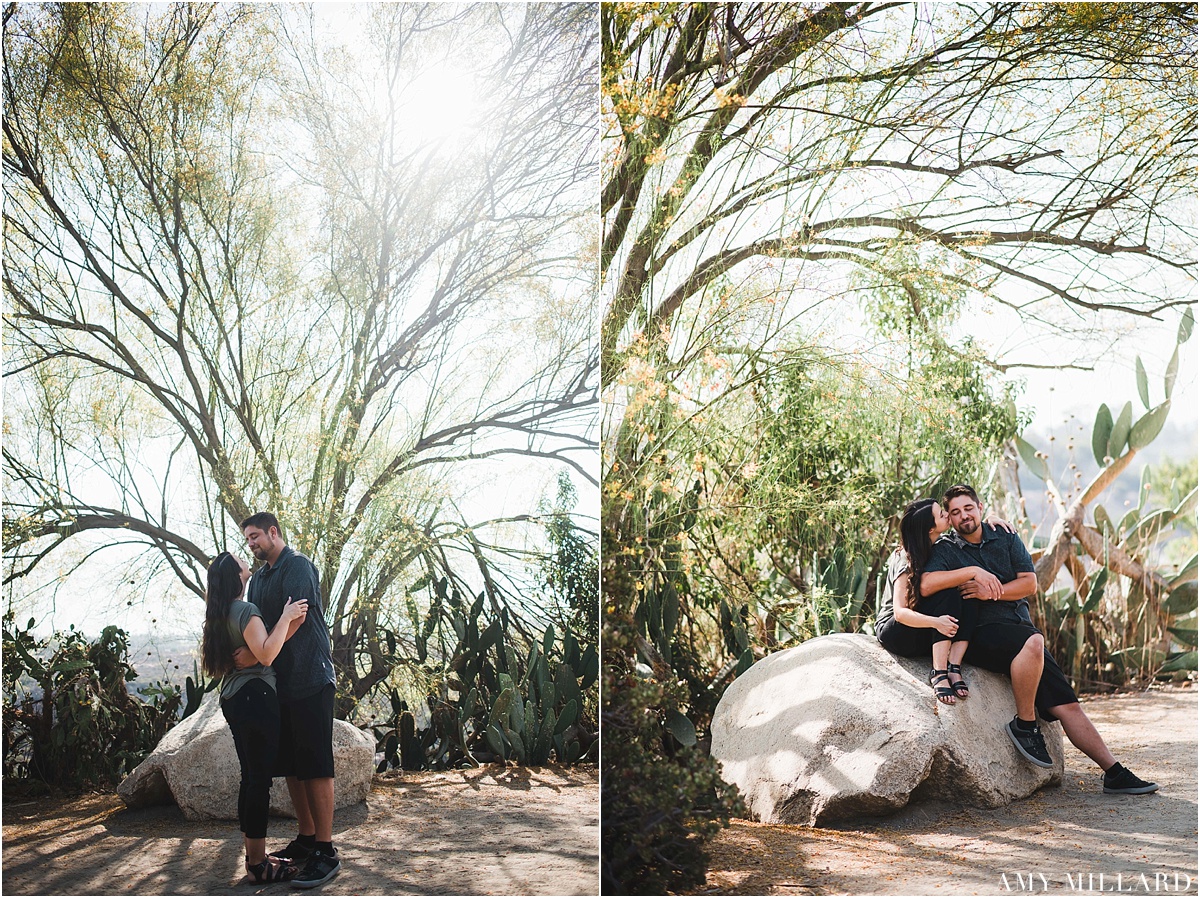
291, 848, 341, 890
1005, 716, 1053, 768
1103, 762, 1158, 795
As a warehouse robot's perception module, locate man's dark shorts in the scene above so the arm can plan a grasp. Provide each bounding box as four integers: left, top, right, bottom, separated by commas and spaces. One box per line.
963, 621, 1078, 720
274, 682, 335, 780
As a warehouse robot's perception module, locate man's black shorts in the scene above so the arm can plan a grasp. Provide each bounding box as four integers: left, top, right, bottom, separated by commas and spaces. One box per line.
274, 682, 336, 780
963, 621, 1078, 720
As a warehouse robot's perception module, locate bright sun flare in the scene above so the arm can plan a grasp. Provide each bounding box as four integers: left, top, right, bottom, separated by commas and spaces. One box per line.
402, 61, 479, 146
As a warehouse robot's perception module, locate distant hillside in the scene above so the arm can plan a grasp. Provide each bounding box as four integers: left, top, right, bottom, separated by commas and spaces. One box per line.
125, 631, 203, 698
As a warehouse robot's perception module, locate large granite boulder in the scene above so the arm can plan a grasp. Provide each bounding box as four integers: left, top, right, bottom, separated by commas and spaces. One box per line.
710, 633, 1064, 825
118, 692, 375, 820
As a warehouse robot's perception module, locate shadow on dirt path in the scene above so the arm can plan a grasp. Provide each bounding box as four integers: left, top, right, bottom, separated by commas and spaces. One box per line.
694, 687, 1196, 896
3, 765, 598, 895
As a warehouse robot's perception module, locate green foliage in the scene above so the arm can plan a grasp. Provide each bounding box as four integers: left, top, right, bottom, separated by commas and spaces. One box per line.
1128, 402, 1171, 452
1160, 650, 1197, 674
601, 615, 744, 895
742, 337, 1017, 606
1165, 346, 1180, 399
397, 709, 421, 769
1018, 341, 1196, 686
814, 550, 870, 631
2, 615, 181, 790
1145, 453, 1197, 520
1108, 401, 1134, 461
1083, 568, 1109, 615
1135, 356, 1150, 409
718, 601, 753, 675
181, 661, 220, 720
1018, 436, 1050, 481
856, 245, 969, 337
537, 471, 599, 651
372, 577, 597, 771
1166, 583, 1195, 619
483, 625, 590, 766
1093, 404, 1114, 466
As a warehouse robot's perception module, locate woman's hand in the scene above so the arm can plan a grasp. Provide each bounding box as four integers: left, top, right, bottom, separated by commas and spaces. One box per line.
280, 596, 308, 626
984, 511, 1016, 533
237, 598, 309, 668
934, 615, 959, 638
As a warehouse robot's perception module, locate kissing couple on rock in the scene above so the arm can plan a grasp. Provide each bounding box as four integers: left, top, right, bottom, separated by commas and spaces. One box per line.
876, 484, 1157, 796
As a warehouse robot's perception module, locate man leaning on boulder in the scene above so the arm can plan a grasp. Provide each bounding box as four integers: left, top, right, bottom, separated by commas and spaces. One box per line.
921, 484, 1157, 796
235, 512, 343, 888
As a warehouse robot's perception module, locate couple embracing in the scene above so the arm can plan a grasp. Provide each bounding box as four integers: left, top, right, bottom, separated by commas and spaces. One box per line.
876, 484, 1157, 796
200, 512, 343, 887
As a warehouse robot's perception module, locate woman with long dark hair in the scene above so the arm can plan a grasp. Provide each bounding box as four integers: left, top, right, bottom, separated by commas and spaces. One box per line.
202, 551, 308, 883
875, 499, 1005, 704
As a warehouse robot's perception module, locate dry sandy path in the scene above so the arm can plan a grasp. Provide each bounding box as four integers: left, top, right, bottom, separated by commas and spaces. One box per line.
696, 687, 1197, 896
2, 766, 598, 895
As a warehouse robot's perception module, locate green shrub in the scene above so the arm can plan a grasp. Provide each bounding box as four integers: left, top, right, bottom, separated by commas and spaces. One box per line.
600, 611, 744, 894
370, 576, 599, 771
2, 614, 181, 790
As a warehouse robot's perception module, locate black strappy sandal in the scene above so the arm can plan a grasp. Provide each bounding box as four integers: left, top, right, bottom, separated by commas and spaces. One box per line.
929, 668, 956, 705
246, 855, 298, 884
947, 662, 969, 699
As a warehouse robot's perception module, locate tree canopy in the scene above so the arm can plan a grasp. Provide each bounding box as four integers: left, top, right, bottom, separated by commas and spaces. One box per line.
602, 2, 1195, 386
4, 2, 598, 711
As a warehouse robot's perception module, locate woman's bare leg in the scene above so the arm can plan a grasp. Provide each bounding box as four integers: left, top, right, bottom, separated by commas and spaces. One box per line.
947, 640, 969, 696
931, 639, 954, 704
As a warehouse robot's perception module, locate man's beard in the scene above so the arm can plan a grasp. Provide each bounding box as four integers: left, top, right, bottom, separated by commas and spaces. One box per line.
251, 545, 269, 560
955, 519, 980, 536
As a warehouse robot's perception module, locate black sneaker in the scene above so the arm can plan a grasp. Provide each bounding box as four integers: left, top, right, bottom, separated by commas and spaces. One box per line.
291, 848, 340, 890
270, 838, 314, 864
1103, 763, 1159, 795
1005, 716, 1054, 768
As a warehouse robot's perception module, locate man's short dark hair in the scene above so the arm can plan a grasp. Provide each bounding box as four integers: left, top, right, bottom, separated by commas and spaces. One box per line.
942, 484, 981, 506
240, 511, 283, 538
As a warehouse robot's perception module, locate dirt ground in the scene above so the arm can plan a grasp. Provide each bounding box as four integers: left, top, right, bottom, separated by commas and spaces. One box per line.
2, 765, 598, 896
693, 687, 1197, 897
3, 691, 1194, 897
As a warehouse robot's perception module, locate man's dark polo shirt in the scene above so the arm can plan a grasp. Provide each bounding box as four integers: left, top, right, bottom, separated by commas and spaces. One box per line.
925, 524, 1036, 626
246, 545, 335, 702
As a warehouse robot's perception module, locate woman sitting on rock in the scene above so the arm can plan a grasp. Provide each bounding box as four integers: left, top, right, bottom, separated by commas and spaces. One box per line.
875, 498, 1006, 704
201, 551, 308, 883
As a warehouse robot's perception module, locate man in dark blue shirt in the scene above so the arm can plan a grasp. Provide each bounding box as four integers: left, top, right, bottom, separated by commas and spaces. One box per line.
234, 512, 342, 888
923, 485, 1156, 795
